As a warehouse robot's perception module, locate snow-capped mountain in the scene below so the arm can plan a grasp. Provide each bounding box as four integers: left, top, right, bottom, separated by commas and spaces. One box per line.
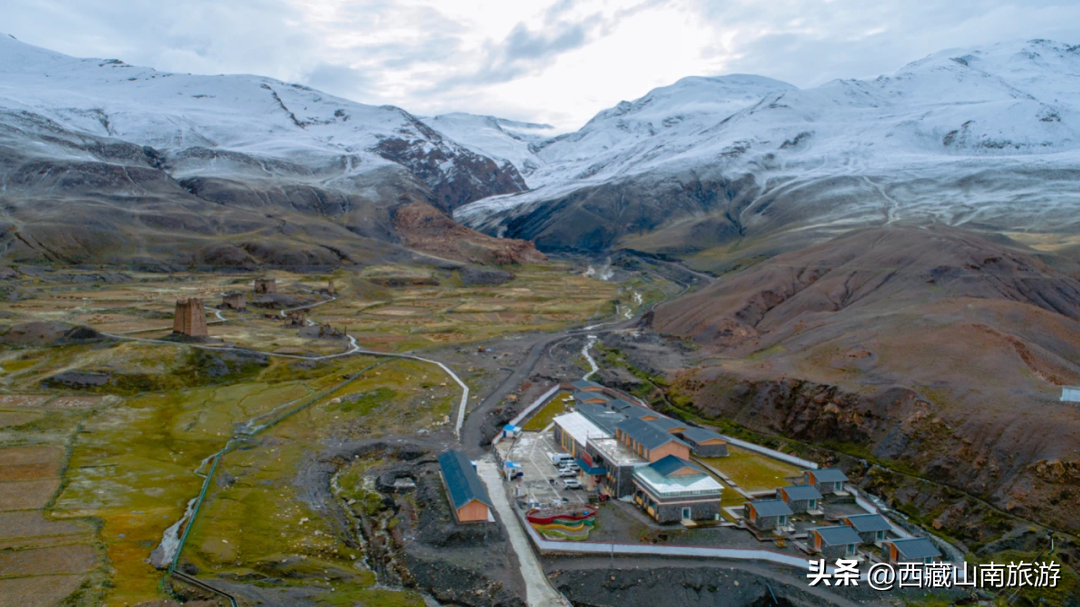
420, 113, 555, 177
456, 40, 1080, 254
0, 33, 536, 266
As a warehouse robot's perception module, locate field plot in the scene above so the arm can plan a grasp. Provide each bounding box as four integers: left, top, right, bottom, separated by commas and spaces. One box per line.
0, 575, 87, 607
0, 479, 60, 510
0, 446, 63, 481
699, 446, 803, 493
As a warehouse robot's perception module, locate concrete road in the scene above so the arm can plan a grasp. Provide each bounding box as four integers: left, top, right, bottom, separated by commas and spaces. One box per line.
476, 459, 568, 607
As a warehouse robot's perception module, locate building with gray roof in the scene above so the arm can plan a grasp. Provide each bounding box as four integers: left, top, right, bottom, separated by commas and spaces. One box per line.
840, 513, 893, 543
883, 537, 941, 564
809, 526, 862, 559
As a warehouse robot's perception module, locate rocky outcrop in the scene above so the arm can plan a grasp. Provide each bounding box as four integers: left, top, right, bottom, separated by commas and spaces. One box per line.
393, 201, 546, 266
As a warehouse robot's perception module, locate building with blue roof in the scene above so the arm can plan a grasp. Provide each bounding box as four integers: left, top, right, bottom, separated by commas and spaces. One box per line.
437, 449, 492, 523
631, 455, 723, 524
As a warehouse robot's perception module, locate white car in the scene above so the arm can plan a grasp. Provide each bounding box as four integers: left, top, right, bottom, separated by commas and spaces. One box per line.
562, 479, 583, 490
557, 468, 577, 478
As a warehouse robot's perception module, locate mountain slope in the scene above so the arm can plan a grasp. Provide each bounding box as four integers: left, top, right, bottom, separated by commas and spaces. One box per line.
0, 34, 537, 267
456, 40, 1080, 255
651, 226, 1080, 532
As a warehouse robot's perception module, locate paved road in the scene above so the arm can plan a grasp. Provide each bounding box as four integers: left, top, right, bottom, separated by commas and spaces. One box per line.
476, 459, 567, 607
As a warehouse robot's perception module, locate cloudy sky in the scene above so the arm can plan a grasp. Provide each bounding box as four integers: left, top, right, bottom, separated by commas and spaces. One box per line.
6, 0, 1080, 130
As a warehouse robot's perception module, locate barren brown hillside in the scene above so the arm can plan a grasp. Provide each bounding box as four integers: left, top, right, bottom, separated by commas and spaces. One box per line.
652, 226, 1080, 532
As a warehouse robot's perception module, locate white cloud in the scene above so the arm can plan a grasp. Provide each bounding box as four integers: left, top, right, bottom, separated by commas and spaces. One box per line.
4, 0, 1080, 130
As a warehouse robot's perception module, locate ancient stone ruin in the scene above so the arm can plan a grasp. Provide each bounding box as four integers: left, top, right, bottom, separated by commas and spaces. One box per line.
327, 280, 335, 296
254, 278, 277, 295
283, 310, 306, 328
221, 292, 246, 310
173, 298, 208, 338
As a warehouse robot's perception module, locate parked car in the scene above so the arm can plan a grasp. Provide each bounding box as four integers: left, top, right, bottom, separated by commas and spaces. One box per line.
562, 479, 583, 490
557, 468, 577, 478
551, 454, 575, 466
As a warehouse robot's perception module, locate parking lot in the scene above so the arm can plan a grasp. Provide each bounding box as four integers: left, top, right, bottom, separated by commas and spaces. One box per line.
497, 430, 590, 506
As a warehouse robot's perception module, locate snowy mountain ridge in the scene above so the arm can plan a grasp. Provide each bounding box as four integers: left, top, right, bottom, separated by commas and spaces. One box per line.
0, 32, 526, 213
453, 39, 1080, 254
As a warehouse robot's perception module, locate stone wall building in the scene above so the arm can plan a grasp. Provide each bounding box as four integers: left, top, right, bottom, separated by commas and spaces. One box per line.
254, 278, 277, 295
173, 298, 208, 338
744, 499, 793, 532
809, 526, 861, 559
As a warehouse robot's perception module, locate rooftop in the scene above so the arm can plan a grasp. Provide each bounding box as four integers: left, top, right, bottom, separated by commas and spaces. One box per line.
748, 499, 794, 517
553, 411, 611, 447
809, 468, 849, 483
573, 390, 611, 403
617, 417, 687, 451
621, 406, 658, 420
812, 526, 862, 546
608, 398, 637, 411
887, 537, 941, 560
589, 436, 647, 467
649, 454, 705, 478
648, 417, 687, 433
570, 379, 604, 391
576, 401, 629, 434
634, 459, 723, 498
680, 427, 726, 445
780, 484, 823, 501
843, 513, 893, 533
437, 449, 492, 510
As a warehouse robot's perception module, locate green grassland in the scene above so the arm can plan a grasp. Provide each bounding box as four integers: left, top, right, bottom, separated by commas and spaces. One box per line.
520, 392, 573, 431
698, 446, 802, 493
0, 262, 628, 605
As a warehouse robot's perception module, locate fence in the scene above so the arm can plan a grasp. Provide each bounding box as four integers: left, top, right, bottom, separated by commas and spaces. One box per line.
493, 384, 560, 447
513, 502, 809, 570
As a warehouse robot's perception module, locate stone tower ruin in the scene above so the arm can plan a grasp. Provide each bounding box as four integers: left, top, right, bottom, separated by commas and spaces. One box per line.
327, 280, 335, 296
254, 278, 277, 295
221, 292, 246, 310
173, 298, 209, 337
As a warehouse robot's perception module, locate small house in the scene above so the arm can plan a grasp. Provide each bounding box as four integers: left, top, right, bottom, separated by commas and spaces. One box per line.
840, 513, 893, 544
744, 499, 793, 531
809, 526, 862, 559
882, 537, 941, 565
631, 456, 723, 524
1060, 386, 1080, 402
804, 468, 848, 495
679, 428, 728, 458
437, 450, 493, 523
776, 484, 823, 514
501, 424, 521, 439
